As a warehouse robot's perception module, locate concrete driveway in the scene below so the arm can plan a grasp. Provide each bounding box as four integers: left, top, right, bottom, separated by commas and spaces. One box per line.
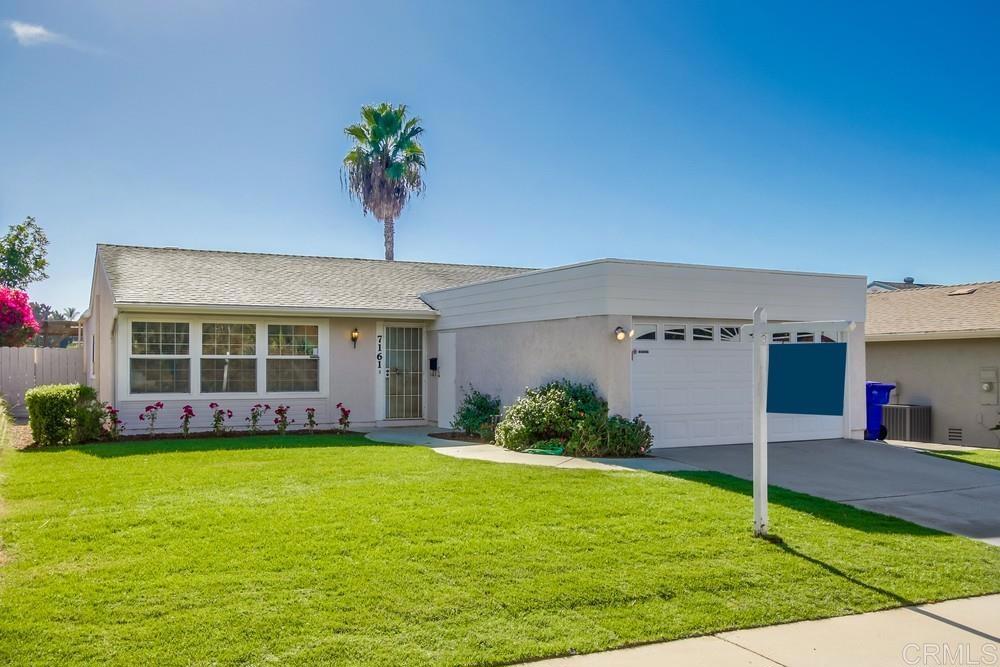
653, 439, 1000, 545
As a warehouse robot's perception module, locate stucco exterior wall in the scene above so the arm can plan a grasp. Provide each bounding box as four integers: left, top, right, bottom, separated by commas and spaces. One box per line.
446, 315, 633, 420
867, 338, 1000, 448
330, 319, 377, 424
83, 259, 117, 404
425, 330, 438, 424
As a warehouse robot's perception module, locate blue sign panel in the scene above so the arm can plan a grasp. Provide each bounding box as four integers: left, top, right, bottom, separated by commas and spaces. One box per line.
767, 342, 847, 416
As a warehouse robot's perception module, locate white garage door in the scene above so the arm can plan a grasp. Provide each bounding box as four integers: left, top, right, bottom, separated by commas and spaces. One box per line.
631, 323, 843, 448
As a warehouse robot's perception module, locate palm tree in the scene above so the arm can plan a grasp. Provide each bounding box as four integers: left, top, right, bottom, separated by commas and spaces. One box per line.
342, 103, 426, 261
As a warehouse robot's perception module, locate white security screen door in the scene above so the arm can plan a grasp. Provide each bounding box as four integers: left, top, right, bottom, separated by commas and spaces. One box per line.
384, 326, 423, 419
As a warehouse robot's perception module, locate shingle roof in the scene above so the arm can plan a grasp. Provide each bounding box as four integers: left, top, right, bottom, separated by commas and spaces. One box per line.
97, 245, 533, 313
867, 281, 1000, 338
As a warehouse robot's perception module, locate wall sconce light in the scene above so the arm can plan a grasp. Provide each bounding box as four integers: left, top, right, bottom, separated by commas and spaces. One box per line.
351, 328, 360, 348
614, 326, 634, 342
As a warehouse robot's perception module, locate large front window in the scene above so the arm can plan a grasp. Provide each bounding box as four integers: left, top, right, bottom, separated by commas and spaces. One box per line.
201, 323, 257, 393
266, 324, 319, 392
129, 322, 191, 394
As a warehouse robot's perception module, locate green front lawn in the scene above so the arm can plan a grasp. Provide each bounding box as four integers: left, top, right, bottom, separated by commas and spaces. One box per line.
2, 435, 999, 666
925, 446, 1000, 471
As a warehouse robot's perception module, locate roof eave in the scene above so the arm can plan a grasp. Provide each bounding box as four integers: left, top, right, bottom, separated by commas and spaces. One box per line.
866, 329, 1000, 342
113, 302, 438, 320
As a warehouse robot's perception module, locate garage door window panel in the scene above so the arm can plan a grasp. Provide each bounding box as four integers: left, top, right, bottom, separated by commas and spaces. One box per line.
634, 324, 657, 341
720, 327, 741, 342
692, 326, 715, 342
664, 326, 686, 341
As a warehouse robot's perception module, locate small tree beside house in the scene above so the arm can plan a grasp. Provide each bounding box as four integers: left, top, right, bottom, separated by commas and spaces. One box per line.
0, 286, 40, 347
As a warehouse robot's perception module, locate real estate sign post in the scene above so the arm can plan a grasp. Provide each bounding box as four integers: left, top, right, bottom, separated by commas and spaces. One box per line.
745, 313, 853, 538
751, 306, 769, 537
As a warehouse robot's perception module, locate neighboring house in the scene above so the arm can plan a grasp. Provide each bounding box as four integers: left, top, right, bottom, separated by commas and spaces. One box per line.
867, 282, 1000, 447
867, 277, 940, 293
81, 244, 868, 446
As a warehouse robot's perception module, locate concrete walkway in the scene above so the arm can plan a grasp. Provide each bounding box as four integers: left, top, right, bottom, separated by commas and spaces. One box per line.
363, 426, 699, 473
884, 438, 999, 453
525, 594, 1000, 666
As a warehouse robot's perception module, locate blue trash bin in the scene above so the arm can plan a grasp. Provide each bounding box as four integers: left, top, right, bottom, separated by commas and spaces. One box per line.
865, 381, 896, 440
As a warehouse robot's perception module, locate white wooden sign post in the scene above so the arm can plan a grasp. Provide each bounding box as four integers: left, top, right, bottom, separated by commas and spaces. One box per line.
743, 312, 856, 539
751, 306, 769, 537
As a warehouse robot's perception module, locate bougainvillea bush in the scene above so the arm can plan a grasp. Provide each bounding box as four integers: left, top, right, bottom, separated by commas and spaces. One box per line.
0, 287, 39, 347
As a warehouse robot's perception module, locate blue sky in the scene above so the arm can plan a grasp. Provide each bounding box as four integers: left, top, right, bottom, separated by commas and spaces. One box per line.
2, 1, 998, 310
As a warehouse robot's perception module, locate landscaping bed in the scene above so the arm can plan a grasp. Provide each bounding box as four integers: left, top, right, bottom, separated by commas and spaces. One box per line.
2, 433, 1000, 666
18, 427, 366, 448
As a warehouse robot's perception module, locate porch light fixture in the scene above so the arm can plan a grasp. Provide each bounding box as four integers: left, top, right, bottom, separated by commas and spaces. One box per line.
351, 328, 360, 348
614, 326, 634, 341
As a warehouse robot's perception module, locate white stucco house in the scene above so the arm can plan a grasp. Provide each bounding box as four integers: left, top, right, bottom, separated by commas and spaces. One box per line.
81, 244, 868, 446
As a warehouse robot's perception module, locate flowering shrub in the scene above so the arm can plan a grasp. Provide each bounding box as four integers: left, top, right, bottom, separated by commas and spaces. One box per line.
273, 404, 293, 435
494, 380, 606, 452
179, 405, 196, 436
100, 403, 123, 439
246, 403, 270, 433
336, 402, 351, 432
209, 402, 232, 435
0, 287, 39, 347
138, 402, 164, 436
304, 407, 317, 432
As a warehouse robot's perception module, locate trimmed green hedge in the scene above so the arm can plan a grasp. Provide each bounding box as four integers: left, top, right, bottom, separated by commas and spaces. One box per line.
25, 384, 102, 447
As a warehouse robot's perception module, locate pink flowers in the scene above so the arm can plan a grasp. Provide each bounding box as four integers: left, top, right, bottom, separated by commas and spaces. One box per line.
246, 403, 270, 433
179, 405, 196, 436
305, 407, 317, 432
100, 403, 123, 439
0, 287, 39, 347
273, 404, 294, 435
336, 402, 351, 432
138, 402, 164, 436
209, 402, 232, 435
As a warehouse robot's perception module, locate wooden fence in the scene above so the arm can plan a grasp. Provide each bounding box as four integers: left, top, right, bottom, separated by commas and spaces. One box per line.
0, 347, 86, 418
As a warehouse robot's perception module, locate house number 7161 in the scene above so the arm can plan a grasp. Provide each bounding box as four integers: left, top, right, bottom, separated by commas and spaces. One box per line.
376, 334, 383, 370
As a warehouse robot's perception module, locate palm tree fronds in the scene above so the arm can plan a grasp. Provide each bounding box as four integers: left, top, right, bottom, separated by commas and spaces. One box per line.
341, 102, 427, 259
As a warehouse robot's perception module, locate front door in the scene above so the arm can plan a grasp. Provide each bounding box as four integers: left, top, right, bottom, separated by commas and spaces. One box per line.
384, 325, 423, 419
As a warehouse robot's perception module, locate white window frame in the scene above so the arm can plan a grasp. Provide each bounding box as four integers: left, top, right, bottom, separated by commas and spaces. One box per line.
265, 323, 322, 394
116, 314, 329, 401
200, 322, 259, 394
126, 320, 192, 396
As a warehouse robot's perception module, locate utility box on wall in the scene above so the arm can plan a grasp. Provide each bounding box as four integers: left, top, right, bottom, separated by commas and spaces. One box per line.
982, 367, 999, 406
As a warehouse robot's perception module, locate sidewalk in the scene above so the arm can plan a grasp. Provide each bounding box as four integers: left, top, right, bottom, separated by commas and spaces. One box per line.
523, 594, 1000, 666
